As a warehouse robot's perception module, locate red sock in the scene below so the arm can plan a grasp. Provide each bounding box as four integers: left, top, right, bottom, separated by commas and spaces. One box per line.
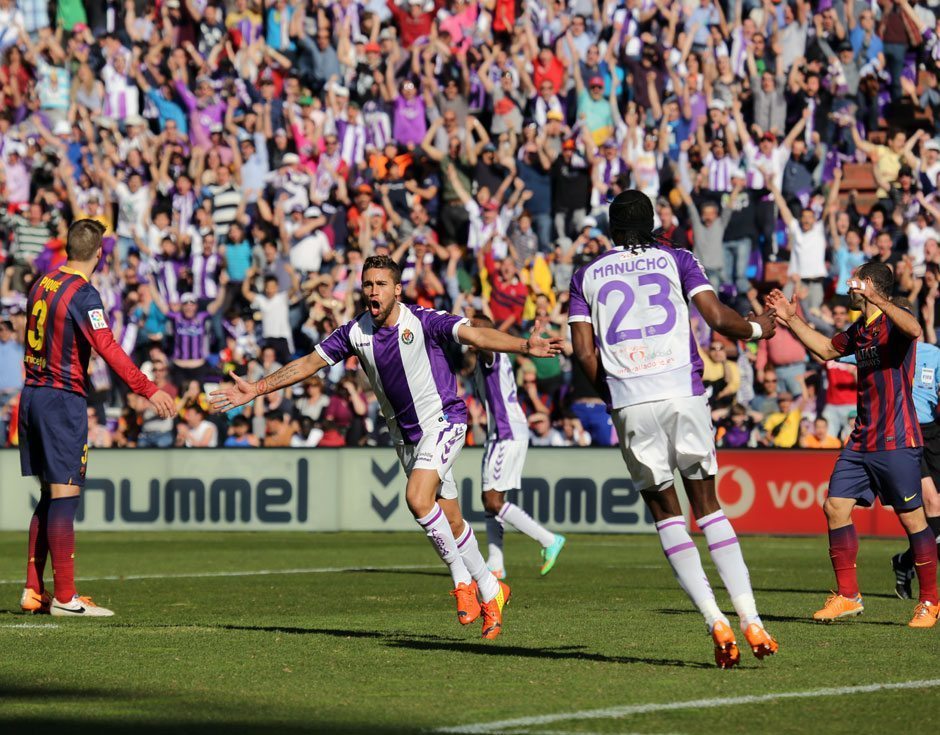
47, 497, 80, 604
828, 525, 859, 598
25, 497, 50, 593
910, 527, 939, 604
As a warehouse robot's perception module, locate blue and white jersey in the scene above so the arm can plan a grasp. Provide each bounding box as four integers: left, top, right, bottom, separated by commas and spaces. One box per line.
567, 244, 713, 409
316, 304, 469, 444
913, 342, 940, 424
474, 352, 529, 442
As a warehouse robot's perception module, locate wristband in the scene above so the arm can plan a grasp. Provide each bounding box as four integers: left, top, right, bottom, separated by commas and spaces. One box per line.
749, 321, 763, 340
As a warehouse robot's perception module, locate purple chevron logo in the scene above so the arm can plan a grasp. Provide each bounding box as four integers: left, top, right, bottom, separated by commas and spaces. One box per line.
493, 447, 505, 479
440, 434, 461, 463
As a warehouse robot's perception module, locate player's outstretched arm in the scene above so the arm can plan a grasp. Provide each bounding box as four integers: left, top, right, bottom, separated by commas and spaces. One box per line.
764, 289, 841, 360
456, 324, 563, 358
209, 351, 328, 412
692, 289, 777, 342
77, 300, 175, 418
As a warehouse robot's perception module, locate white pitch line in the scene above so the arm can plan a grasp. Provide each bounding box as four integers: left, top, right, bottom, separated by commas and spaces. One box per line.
0, 564, 439, 586
434, 679, 940, 734
2, 623, 60, 629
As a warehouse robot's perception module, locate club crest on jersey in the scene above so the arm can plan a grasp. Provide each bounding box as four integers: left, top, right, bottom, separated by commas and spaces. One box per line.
401, 329, 414, 345
88, 308, 108, 330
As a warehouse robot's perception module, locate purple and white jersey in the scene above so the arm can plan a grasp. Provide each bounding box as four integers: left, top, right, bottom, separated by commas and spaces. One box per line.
474, 352, 529, 442
168, 311, 212, 361
568, 245, 713, 409
316, 304, 470, 444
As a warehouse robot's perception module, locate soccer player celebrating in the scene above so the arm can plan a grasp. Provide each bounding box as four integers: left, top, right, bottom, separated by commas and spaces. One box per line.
469, 317, 565, 580
766, 267, 940, 627
211, 255, 563, 639
568, 190, 779, 668
19, 219, 175, 617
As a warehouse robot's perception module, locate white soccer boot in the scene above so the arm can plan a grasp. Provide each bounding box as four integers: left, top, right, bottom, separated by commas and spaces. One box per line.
50, 594, 115, 617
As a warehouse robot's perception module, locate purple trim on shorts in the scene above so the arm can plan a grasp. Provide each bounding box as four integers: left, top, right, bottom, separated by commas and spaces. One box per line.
456, 527, 473, 549
419, 506, 443, 528
698, 513, 728, 530
655, 519, 686, 531
664, 541, 697, 557
707, 537, 739, 551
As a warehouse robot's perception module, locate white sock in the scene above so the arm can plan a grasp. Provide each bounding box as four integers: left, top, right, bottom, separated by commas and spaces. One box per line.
485, 512, 505, 571
456, 522, 500, 603
656, 516, 726, 629
416, 504, 471, 587
499, 501, 556, 547
698, 509, 762, 630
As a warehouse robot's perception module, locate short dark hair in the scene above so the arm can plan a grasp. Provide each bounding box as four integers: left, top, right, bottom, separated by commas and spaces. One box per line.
856, 261, 894, 298
608, 189, 655, 249
66, 219, 106, 261
363, 255, 402, 284
471, 316, 494, 329
231, 415, 251, 429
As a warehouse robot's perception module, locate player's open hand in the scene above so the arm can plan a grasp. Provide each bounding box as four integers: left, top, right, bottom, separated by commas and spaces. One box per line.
149, 389, 175, 420
526, 333, 564, 358
764, 289, 796, 323
749, 309, 777, 340
847, 277, 882, 306
209, 373, 259, 413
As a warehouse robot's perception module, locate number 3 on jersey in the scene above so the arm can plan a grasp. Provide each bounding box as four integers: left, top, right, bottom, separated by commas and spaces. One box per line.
599, 276, 677, 345
28, 300, 48, 351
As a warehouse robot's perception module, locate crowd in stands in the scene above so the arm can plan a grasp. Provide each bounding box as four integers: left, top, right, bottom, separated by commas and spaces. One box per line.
1, 0, 939, 449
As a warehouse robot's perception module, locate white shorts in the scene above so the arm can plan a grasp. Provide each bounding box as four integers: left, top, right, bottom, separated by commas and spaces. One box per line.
395, 423, 467, 500
481, 439, 528, 492
612, 395, 717, 492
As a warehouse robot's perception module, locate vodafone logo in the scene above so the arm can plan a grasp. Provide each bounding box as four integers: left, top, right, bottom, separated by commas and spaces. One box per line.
715, 466, 755, 519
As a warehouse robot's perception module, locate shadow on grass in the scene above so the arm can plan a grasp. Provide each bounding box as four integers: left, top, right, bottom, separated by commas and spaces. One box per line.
217, 624, 714, 669
0, 717, 415, 735
656, 607, 900, 627
0, 681, 419, 734
754, 586, 899, 601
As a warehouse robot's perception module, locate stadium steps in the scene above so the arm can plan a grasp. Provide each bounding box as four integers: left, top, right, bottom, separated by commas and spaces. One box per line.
838, 162, 879, 217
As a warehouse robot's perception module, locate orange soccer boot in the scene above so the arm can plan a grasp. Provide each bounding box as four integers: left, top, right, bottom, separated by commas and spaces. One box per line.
711, 620, 741, 669
743, 623, 779, 659
480, 581, 511, 640
813, 593, 864, 622
20, 588, 52, 614
908, 601, 940, 628
450, 582, 481, 625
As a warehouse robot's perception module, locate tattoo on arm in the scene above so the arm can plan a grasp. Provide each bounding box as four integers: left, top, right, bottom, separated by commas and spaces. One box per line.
256, 363, 302, 396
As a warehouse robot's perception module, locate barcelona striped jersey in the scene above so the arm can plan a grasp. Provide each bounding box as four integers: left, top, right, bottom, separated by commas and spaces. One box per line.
831, 309, 922, 452
24, 267, 156, 399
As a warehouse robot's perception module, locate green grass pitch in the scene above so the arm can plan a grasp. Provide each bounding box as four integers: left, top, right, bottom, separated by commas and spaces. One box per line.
1, 531, 939, 734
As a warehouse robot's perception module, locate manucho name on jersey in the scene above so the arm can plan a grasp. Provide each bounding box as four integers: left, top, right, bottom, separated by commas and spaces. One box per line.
593, 255, 670, 279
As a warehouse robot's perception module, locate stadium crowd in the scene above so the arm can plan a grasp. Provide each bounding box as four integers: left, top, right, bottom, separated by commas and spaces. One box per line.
1, 0, 939, 449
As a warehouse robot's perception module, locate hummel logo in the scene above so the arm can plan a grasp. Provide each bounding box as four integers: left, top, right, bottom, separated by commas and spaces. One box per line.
903, 494, 917, 502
